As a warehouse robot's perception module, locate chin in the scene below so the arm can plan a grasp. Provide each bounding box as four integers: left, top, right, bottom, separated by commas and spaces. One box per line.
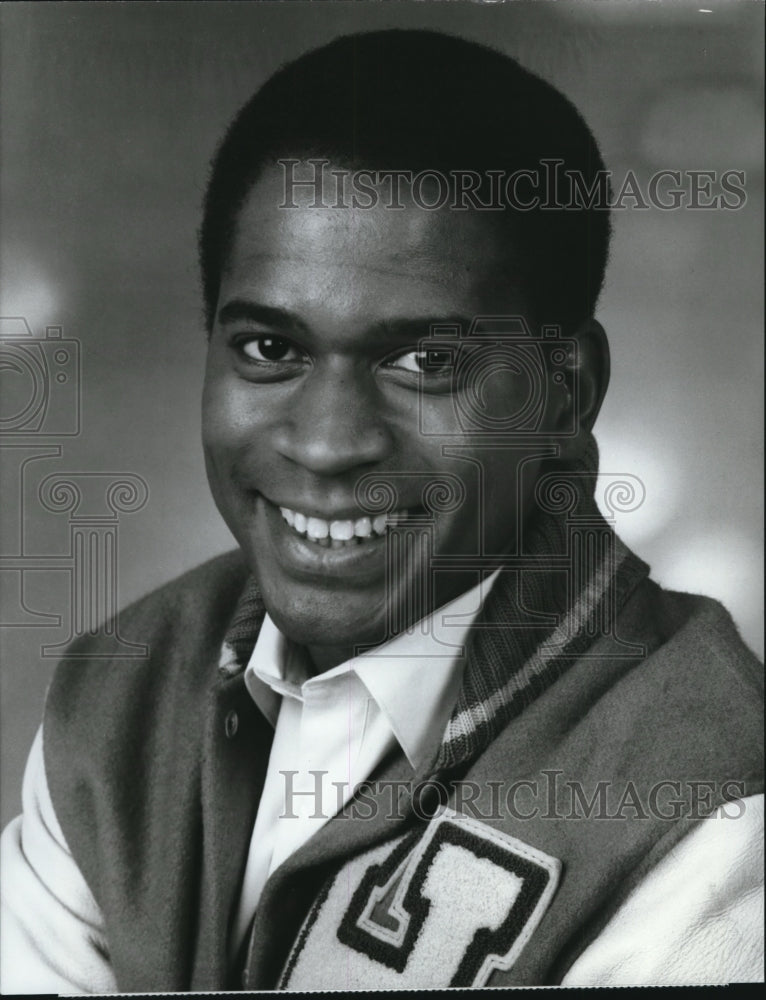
258, 577, 391, 651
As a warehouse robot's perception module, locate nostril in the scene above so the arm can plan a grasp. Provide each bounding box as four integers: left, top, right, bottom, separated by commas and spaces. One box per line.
273, 417, 394, 475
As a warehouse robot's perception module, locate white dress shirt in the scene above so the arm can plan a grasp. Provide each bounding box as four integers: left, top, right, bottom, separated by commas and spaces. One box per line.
229, 569, 501, 956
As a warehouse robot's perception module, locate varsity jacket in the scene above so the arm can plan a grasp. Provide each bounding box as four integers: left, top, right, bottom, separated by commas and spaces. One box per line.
30, 537, 763, 991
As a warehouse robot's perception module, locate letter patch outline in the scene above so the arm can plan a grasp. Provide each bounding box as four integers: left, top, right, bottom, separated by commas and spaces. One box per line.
279, 807, 561, 989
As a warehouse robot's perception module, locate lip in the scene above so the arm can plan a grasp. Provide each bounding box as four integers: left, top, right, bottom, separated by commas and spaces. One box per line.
258, 493, 392, 583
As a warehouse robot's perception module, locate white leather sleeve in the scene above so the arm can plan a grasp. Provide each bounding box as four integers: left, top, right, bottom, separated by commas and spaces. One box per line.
0, 726, 117, 995
562, 793, 765, 986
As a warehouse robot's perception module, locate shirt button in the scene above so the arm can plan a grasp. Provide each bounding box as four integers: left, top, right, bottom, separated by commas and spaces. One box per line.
224, 710, 239, 738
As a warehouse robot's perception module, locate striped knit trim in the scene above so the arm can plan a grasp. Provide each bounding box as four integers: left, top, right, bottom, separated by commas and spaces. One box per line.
218, 581, 265, 678
434, 538, 646, 773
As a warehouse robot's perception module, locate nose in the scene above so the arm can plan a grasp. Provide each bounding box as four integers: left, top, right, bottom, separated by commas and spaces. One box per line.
272, 362, 393, 476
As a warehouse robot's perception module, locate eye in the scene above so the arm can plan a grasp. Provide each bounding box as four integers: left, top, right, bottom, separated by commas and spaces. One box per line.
240, 335, 303, 363
384, 348, 454, 376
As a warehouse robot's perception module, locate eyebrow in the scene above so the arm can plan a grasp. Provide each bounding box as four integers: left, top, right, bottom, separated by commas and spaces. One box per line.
216, 300, 310, 336
377, 316, 472, 342
216, 298, 473, 344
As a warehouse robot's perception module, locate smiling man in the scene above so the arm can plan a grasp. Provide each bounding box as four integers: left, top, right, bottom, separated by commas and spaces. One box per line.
202, 165, 579, 668
1, 29, 763, 993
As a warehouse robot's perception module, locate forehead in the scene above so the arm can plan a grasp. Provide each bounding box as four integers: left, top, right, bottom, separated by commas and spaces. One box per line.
220, 166, 528, 320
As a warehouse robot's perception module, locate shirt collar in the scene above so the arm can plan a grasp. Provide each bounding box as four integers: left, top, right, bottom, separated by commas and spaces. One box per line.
244, 570, 500, 769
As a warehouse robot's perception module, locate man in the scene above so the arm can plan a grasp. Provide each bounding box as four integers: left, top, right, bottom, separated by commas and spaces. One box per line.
1, 29, 762, 991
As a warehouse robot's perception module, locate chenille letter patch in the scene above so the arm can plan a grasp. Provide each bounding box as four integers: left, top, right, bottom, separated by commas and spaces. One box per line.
279, 807, 561, 989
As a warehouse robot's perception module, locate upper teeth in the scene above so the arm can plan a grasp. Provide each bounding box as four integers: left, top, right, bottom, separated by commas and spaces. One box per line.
279, 506, 407, 541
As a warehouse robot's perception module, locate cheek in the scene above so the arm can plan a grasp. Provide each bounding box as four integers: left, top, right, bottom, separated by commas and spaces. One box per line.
491, 451, 543, 530
201, 377, 261, 544
201, 373, 259, 502
466, 450, 543, 553
201, 387, 235, 486
202, 361, 263, 452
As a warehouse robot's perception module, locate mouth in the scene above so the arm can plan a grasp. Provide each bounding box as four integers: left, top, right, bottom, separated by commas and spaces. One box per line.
278, 504, 411, 549
252, 493, 430, 585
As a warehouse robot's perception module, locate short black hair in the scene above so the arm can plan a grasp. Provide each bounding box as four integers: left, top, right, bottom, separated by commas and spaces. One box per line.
200, 29, 611, 333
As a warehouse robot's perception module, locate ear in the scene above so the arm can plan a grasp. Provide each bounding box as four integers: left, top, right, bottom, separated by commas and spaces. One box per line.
552, 318, 610, 461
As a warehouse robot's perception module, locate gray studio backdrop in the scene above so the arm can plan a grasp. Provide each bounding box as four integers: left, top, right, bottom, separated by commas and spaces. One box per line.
1, 0, 763, 827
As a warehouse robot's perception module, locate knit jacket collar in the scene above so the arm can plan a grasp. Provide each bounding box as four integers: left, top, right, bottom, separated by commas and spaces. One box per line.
218, 435, 649, 779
